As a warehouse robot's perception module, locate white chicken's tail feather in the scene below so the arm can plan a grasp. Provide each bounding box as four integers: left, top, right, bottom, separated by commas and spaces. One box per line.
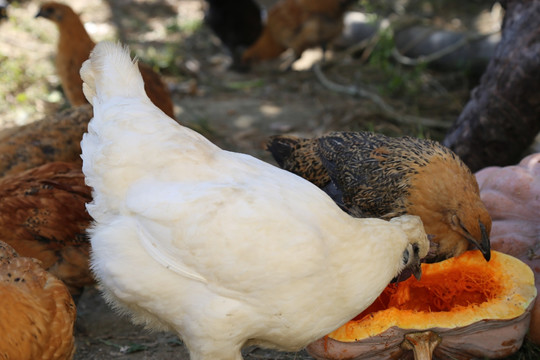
80, 41, 148, 105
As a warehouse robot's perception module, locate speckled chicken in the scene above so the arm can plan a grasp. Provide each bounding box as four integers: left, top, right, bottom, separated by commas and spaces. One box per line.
0, 240, 76, 360
0, 161, 94, 298
0, 104, 91, 178
267, 131, 492, 263
36, 1, 175, 119
242, 0, 354, 68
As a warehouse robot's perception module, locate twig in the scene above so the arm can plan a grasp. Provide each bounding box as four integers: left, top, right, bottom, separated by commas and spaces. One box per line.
358, 18, 391, 63
322, 18, 391, 70
312, 62, 451, 129
392, 30, 500, 66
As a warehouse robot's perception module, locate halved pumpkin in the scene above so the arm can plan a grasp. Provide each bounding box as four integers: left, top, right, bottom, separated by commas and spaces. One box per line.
307, 250, 537, 360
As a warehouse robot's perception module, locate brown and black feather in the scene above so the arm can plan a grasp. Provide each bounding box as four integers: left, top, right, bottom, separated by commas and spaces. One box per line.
313, 132, 447, 219
0, 161, 94, 298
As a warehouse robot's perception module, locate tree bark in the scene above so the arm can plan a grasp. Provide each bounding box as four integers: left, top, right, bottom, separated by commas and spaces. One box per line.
442, 0, 540, 172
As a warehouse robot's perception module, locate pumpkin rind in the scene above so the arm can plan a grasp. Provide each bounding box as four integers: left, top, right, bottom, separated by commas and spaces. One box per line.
475, 153, 540, 344
307, 250, 536, 360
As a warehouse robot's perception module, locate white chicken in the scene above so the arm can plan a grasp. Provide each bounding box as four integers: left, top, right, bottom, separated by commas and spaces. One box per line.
79, 41, 429, 360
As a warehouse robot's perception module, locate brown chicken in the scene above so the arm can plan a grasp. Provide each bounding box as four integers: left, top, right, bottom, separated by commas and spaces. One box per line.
267, 131, 492, 263
0, 161, 94, 298
242, 0, 354, 67
36, 1, 175, 119
0, 104, 91, 178
0, 240, 76, 360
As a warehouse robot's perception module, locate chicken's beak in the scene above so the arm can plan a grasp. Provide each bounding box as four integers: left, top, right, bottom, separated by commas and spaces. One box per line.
408, 246, 423, 281
411, 262, 422, 281
462, 220, 491, 262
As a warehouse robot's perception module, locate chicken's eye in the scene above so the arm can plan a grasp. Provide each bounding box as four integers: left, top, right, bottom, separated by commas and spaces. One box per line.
402, 248, 410, 265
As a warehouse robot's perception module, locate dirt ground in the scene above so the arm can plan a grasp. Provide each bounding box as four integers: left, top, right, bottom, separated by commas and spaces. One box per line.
2, 1, 531, 359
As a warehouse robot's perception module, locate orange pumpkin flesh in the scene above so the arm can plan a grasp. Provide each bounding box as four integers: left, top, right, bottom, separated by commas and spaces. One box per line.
307, 250, 536, 360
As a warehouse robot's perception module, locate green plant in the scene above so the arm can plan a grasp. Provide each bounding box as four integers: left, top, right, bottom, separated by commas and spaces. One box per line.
367, 27, 429, 99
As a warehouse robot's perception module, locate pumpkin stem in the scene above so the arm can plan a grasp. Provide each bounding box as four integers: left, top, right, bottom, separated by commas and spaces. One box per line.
401, 331, 441, 360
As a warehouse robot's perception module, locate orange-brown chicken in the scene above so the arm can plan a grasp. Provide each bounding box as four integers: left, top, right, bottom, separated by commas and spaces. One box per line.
0, 240, 76, 360
36, 1, 175, 119
0, 104, 91, 178
242, 0, 354, 67
267, 131, 492, 263
0, 161, 94, 298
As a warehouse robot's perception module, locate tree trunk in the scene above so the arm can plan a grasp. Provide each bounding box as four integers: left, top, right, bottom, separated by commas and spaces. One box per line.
442, 0, 540, 172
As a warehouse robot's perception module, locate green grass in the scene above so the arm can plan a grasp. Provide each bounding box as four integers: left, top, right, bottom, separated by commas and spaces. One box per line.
167, 18, 203, 35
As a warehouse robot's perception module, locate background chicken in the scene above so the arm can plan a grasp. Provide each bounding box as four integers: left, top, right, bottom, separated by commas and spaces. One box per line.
0, 240, 76, 360
0, 0, 8, 20
204, 0, 264, 71
267, 131, 492, 263
0, 161, 94, 298
79, 41, 429, 360
242, 0, 354, 68
36, 1, 175, 119
0, 104, 91, 178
